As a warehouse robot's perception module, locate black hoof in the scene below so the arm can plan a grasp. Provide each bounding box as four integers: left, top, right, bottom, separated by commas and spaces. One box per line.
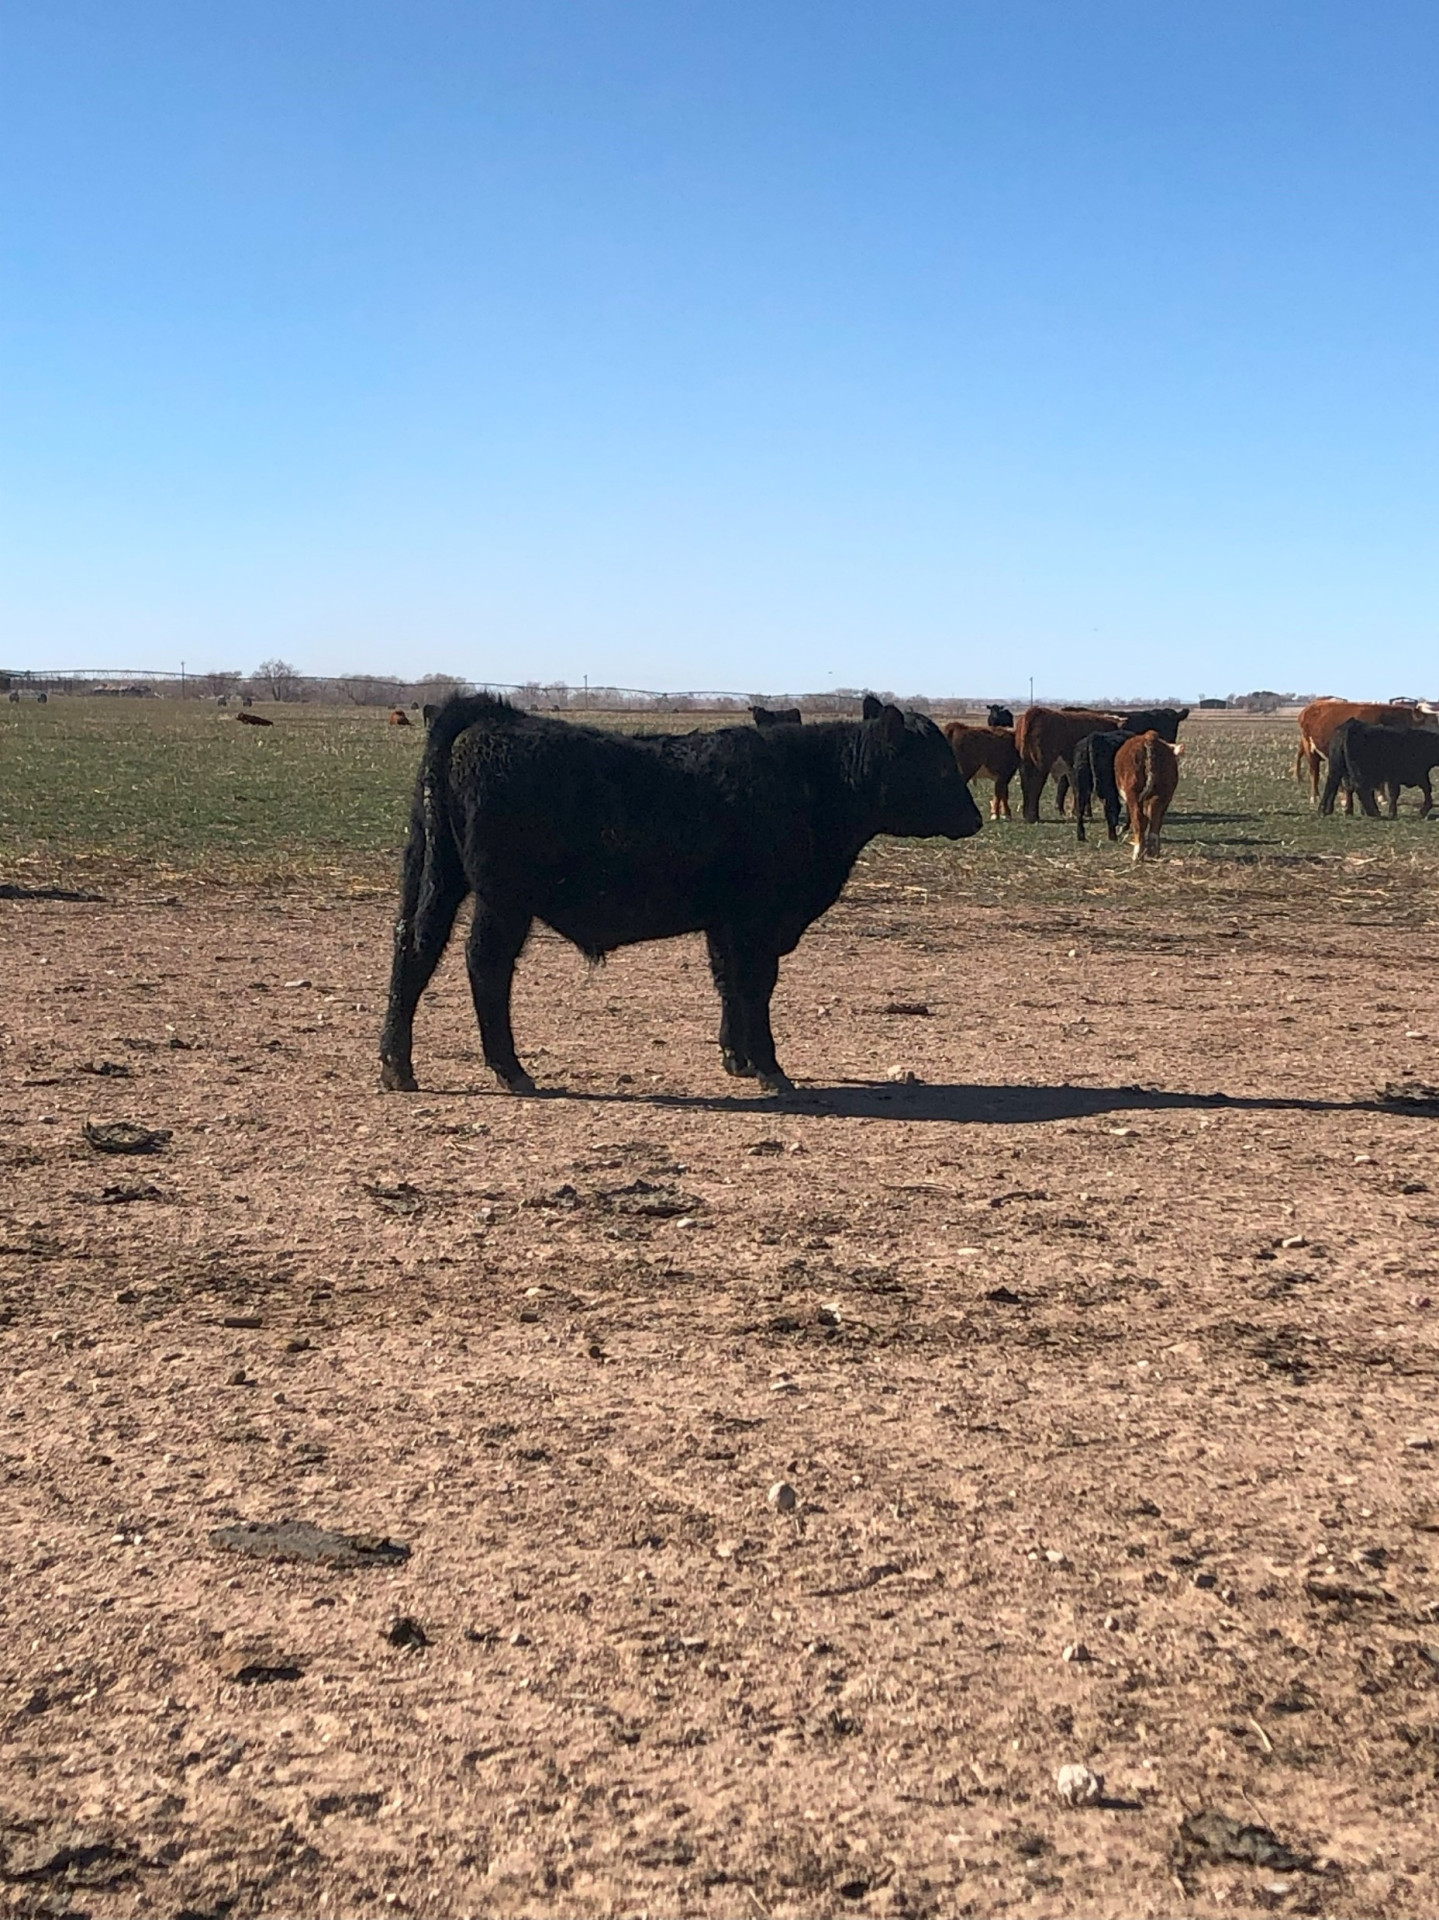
380, 1061, 419, 1093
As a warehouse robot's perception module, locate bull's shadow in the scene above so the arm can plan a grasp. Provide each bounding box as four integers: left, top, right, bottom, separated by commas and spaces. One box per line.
471, 1079, 1432, 1125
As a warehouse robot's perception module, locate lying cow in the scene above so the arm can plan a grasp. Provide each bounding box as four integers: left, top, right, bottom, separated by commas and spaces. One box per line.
943, 721, 1019, 819
236, 710, 273, 727
380, 694, 981, 1098
750, 705, 802, 728
1320, 718, 1439, 818
1115, 731, 1182, 861
389, 709, 411, 727
1072, 730, 1129, 842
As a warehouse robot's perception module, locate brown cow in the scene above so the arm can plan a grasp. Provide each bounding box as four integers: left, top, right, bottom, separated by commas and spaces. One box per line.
943, 721, 1019, 819
1295, 699, 1433, 808
1013, 707, 1122, 821
236, 710, 273, 727
389, 709, 411, 728
1115, 731, 1181, 862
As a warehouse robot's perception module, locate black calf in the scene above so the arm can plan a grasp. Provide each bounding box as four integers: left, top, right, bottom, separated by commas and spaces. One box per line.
1072, 731, 1129, 842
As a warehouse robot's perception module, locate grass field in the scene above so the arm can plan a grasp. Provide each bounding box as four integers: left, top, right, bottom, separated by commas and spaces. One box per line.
3, 700, 1437, 921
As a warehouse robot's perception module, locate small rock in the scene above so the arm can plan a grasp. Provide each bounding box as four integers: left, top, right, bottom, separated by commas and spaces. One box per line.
285, 1337, 312, 1353
1354, 1153, 1374, 1164
1280, 1234, 1308, 1249
222, 1313, 263, 1330
385, 1615, 429, 1650
1192, 1570, 1218, 1589
1055, 1762, 1102, 1806
817, 1303, 842, 1328
1405, 1435, 1434, 1451
1044, 1548, 1068, 1567
771, 1375, 799, 1394
284, 977, 312, 989
1061, 1641, 1092, 1663
518, 1307, 540, 1324
768, 1481, 797, 1513
227, 1368, 248, 1386
1103, 1613, 1121, 1631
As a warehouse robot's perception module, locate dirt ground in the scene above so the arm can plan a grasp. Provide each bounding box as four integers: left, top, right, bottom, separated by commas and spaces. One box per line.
4, 863, 1439, 1918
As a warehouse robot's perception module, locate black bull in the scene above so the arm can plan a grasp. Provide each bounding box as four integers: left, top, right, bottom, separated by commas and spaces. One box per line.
380, 695, 982, 1097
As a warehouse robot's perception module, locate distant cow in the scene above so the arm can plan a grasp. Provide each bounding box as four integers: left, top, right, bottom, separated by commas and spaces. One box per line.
986, 704, 1014, 729
389, 709, 411, 727
1072, 730, 1129, 842
36, 691, 47, 704
1115, 731, 1182, 861
1295, 699, 1433, 808
1014, 707, 1123, 822
6, 689, 17, 704
751, 705, 802, 728
422, 703, 439, 728
1321, 719, 1439, 818
379, 694, 982, 1098
236, 710, 273, 728
943, 721, 1019, 819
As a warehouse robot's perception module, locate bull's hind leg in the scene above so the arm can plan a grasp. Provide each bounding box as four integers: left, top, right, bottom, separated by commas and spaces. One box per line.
380, 849, 467, 1092
465, 901, 536, 1094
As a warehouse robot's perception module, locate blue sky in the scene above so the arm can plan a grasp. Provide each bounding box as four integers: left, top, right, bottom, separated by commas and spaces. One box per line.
2, 1, 1435, 698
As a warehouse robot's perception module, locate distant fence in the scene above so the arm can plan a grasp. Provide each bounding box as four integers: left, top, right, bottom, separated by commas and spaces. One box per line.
1, 668, 1307, 711
0, 670, 970, 714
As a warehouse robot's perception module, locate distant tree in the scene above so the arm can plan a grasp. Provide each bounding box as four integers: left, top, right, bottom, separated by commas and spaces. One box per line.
256, 658, 302, 702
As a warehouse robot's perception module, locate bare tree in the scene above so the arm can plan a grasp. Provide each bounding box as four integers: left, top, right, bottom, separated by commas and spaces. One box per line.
256, 658, 302, 702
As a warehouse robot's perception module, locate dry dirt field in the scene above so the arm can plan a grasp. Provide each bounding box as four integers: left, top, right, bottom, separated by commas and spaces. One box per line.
4, 708, 1439, 1918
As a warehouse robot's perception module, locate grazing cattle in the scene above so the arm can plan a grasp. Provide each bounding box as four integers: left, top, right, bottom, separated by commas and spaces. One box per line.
1072, 730, 1129, 842
389, 709, 411, 728
750, 705, 802, 728
1053, 707, 1188, 816
7, 689, 17, 704
1320, 719, 1439, 818
380, 694, 982, 1098
1295, 700, 1433, 808
1114, 731, 1182, 861
236, 710, 273, 727
1014, 707, 1123, 822
36, 691, 47, 704
942, 721, 1019, 819
986, 704, 1014, 729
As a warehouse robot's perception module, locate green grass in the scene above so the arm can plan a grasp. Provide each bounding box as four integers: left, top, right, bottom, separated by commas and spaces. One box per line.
2, 701, 1436, 926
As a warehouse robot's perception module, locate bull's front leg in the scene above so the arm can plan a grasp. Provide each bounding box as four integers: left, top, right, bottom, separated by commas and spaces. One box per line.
706, 930, 755, 1078
731, 944, 792, 1096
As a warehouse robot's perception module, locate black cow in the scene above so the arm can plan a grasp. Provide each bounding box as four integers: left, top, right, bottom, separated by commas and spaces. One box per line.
1055, 706, 1188, 816
1072, 730, 1129, 842
750, 705, 802, 728
987, 704, 1014, 729
1321, 719, 1439, 819
422, 703, 439, 728
380, 694, 982, 1098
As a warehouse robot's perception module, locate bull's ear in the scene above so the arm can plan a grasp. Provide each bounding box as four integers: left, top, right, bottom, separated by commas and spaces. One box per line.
881, 702, 906, 747
1179, 707, 1191, 720
861, 693, 883, 721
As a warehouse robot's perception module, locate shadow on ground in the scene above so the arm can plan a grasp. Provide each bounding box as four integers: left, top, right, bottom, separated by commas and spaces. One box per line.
418, 1079, 1435, 1125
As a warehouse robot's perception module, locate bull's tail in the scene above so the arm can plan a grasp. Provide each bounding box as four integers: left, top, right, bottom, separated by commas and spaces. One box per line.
379, 696, 491, 1090
1137, 734, 1161, 806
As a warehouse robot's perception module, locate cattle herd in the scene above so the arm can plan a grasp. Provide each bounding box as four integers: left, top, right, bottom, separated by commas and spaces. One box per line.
380, 690, 1434, 1100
